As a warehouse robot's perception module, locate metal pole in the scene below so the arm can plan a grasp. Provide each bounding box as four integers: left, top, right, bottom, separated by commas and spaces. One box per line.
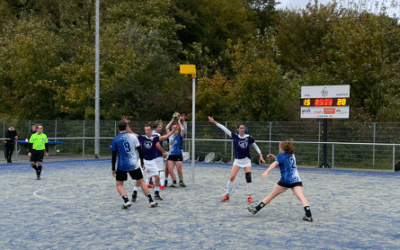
83, 121, 85, 159
269, 122, 272, 155
332, 144, 335, 169
373, 123, 376, 166
393, 145, 395, 171
55, 120, 58, 153
94, 0, 100, 158
318, 122, 321, 165
191, 77, 196, 184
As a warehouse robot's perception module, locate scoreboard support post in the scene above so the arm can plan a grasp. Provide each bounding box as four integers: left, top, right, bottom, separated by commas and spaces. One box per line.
319, 118, 331, 168
300, 85, 350, 169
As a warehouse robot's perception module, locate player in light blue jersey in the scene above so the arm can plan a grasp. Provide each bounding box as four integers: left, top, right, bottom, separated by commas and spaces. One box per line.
165, 117, 186, 187
248, 140, 313, 222
208, 116, 265, 203
110, 121, 158, 209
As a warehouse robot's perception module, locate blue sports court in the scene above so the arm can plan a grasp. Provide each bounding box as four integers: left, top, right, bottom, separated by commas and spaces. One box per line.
1, 159, 399, 250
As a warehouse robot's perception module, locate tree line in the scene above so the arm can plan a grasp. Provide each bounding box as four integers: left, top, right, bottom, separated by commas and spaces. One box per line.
0, 0, 399, 122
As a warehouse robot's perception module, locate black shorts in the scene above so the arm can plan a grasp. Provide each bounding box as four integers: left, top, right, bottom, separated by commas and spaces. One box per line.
168, 154, 183, 162
277, 181, 303, 188
115, 168, 143, 182
30, 150, 45, 163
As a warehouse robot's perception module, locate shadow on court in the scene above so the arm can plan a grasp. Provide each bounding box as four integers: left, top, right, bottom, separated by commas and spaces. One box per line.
1, 159, 400, 250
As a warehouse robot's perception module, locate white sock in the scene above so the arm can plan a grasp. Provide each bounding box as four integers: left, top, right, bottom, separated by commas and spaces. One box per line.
226, 181, 233, 195
159, 171, 165, 186
246, 183, 253, 196
133, 186, 140, 192
154, 186, 160, 192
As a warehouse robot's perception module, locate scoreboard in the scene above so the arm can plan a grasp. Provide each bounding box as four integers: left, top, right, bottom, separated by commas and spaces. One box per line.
300, 85, 350, 119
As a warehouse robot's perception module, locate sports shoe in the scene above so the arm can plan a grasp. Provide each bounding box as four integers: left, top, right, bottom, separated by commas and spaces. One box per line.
37, 176, 41, 180
179, 181, 186, 187
221, 194, 229, 202
169, 183, 177, 188
248, 196, 254, 203
122, 201, 131, 209
131, 193, 137, 202
303, 216, 313, 222
248, 206, 258, 214
150, 201, 158, 207
154, 193, 163, 200
160, 185, 165, 190
147, 184, 154, 188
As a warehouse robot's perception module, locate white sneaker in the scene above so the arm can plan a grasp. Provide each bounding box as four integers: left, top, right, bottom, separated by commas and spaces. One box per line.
122, 201, 131, 209
150, 201, 158, 208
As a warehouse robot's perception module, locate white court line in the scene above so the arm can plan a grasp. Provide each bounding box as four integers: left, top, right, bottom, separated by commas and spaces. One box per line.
33, 187, 50, 200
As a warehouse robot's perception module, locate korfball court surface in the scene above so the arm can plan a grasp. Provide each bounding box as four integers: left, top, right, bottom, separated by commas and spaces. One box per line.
1, 159, 399, 250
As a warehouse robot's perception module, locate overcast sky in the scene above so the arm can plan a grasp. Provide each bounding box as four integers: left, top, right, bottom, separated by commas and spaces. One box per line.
277, 0, 333, 10
276, 0, 399, 19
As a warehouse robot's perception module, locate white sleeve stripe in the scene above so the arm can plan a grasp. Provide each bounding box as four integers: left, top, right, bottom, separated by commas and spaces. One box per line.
252, 143, 261, 154
216, 123, 232, 137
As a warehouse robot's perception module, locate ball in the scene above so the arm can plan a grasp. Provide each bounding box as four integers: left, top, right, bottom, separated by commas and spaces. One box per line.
172, 112, 180, 120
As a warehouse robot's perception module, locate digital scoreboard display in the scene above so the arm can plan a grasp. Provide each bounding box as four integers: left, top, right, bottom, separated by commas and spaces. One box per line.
300, 85, 350, 119
301, 98, 349, 107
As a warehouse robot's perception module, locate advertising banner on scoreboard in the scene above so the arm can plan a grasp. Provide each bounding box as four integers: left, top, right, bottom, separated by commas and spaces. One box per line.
301, 106, 349, 119
301, 85, 350, 98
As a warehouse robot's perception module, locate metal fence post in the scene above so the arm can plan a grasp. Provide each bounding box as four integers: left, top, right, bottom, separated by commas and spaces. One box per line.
373, 123, 376, 166
332, 144, 335, 169
318, 122, 321, 165
393, 145, 395, 171
55, 120, 58, 153
82, 121, 85, 159
269, 122, 272, 155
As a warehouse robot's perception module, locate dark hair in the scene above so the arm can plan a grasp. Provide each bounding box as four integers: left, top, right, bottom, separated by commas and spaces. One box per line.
280, 140, 294, 154
237, 123, 245, 129
36, 124, 43, 129
144, 124, 151, 129
118, 121, 127, 131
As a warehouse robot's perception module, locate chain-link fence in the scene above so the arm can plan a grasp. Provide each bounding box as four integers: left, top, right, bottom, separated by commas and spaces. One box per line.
2, 120, 400, 170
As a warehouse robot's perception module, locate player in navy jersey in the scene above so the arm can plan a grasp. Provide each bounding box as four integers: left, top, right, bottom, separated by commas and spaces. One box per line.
151, 120, 169, 189
248, 140, 313, 222
165, 117, 186, 187
127, 123, 175, 202
110, 121, 158, 209
208, 116, 265, 203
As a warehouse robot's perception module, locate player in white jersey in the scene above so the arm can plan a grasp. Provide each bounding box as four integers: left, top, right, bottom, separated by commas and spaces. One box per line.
110, 121, 158, 209
208, 116, 265, 203
248, 140, 313, 222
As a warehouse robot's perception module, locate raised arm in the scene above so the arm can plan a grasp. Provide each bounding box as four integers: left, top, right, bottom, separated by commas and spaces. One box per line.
165, 118, 174, 133
177, 119, 185, 137
159, 126, 175, 141
122, 117, 138, 136
208, 116, 232, 137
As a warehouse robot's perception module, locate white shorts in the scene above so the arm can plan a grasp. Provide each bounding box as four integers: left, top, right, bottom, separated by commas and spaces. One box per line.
154, 157, 164, 171
143, 159, 159, 177
233, 157, 251, 168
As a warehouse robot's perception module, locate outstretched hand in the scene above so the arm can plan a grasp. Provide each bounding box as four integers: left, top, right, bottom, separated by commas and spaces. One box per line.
259, 155, 265, 164
208, 116, 217, 124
